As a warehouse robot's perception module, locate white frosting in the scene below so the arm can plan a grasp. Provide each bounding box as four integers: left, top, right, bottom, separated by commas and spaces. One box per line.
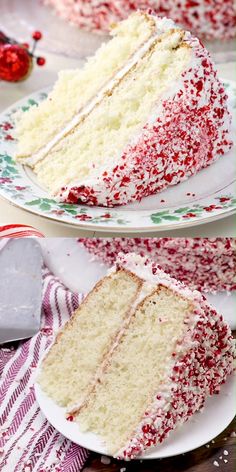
113, 252, 202, 304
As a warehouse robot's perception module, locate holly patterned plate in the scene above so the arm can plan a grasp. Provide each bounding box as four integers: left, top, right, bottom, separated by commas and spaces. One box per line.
0, 80, 235, 233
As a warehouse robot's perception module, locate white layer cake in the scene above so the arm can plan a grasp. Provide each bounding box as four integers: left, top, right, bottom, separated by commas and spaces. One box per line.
38, 253, 235, 459
16, 11, 232, 207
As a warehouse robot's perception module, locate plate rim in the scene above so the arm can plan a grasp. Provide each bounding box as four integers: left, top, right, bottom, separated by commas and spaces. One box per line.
1, 191, 236, 233
0, 80, 236, 232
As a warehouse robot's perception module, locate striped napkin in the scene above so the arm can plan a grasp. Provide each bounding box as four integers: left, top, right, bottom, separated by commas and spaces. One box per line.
0, 225, 44, 239
0, 269, 90, 472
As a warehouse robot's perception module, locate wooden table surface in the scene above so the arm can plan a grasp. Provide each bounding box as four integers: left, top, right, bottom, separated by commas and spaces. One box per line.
83, 330, 236, 472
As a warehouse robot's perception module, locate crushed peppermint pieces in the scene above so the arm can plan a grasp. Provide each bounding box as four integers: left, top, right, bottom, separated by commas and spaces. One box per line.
79, 238, 236, 293
45, 0, 236, 40
213, 461, 220, 467
223, 450, 229, 456
66, 415, 74, 422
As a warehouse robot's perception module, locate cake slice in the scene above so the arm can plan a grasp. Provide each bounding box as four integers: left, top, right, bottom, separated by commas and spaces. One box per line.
79, 237, 236, 292
38, 253, 235, 459
16, 11, 232, 207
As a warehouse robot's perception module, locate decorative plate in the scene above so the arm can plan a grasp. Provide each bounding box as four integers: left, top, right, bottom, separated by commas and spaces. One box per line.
35, 372, 236, 459
0, 80, 235, 233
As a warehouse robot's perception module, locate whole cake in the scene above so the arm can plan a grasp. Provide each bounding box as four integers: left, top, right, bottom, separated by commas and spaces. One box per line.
79, 238, 236, 292
38, 253, 235, 459
16, 12, 232, 208
44, 1, 236, 40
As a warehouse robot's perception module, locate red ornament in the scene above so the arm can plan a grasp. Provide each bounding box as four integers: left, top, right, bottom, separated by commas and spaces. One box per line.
0, 44, 32, 82
0, 29, 44, 82
32, 31, 42, 41
36, 56, 46, 66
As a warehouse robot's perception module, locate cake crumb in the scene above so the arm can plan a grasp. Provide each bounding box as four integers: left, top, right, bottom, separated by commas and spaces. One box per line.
213, 461, 219, 467
205, 444, 210, 448
223, 450, 228, 456
101, 456, 111, 465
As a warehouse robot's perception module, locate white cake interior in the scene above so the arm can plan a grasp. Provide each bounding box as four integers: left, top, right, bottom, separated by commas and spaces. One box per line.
38, 269, 141, 408
16, 12, 156, 159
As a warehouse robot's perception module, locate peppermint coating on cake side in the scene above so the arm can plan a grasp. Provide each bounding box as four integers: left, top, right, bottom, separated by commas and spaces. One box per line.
79, 238, 236, 293
44, 1, 236, 40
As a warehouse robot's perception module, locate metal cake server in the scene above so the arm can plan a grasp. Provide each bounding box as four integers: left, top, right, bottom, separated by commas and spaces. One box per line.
0, 238, 43, 344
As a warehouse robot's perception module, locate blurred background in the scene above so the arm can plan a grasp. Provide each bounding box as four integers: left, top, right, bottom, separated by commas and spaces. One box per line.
1, 0, 235, 62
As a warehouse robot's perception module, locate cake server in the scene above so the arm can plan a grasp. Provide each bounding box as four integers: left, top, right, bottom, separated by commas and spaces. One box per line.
0, 238, 43, 344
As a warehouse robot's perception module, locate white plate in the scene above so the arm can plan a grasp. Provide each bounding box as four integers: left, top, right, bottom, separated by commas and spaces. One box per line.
0, 80, 236, 233
39, 238, 236, 330
35, 371, 236, 459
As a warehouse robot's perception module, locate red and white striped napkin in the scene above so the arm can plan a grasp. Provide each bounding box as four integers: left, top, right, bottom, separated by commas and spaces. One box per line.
0, 225, 44, 239
0, 269, 90, 472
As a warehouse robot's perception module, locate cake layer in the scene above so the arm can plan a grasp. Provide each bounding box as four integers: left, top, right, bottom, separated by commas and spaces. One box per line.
79, 238, 236, 292
34, 29, 190, 195
38, 269, 142, 408
16, 12, 156, 160
78, 285, 193, 455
